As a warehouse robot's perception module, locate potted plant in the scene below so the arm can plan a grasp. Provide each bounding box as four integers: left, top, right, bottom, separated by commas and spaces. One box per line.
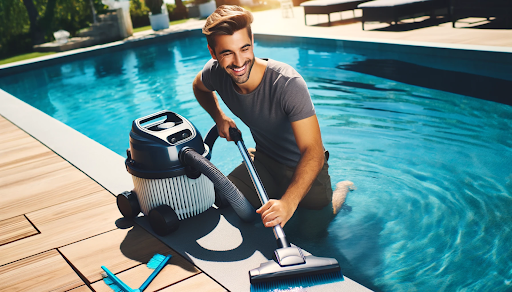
195, 0, 217, 18
146, 0, 170, 31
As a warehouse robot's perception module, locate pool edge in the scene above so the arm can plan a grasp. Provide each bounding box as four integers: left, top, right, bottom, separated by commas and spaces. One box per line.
2, 27, 512, 81
0, 28, 204, 78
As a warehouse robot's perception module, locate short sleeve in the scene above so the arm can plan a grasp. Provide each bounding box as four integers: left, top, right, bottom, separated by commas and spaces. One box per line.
201, 58, 217, 92
282, 77, 316, 122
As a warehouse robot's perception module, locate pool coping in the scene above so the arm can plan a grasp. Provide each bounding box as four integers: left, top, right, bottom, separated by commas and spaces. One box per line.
257, 31, 512, 54
255, 32, 512, 82
2, 26, 512, 79
1, 26, 511, 291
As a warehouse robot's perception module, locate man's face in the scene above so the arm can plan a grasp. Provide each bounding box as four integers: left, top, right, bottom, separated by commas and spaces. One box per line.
209, 28, 255, 85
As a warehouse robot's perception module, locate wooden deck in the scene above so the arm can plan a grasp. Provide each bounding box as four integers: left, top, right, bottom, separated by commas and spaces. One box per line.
0, 115, 226, 292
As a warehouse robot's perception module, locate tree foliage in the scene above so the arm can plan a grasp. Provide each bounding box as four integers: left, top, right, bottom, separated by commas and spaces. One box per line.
23, 0, 58, 45
0, 0, 29, 41
130, 0, 150, 27
0, 0, 107, 59
167, 3, 188, 21
0, 0, 192, 60
0, 0, 31, 58
145, 0, 163, 15
130, 0, 188, 26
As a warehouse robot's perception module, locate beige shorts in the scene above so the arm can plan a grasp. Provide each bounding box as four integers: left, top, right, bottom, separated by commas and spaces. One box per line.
227, 149, 333, 210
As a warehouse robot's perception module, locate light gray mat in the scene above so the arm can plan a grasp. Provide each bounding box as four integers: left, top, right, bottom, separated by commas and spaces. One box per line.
136, 207, 372, 292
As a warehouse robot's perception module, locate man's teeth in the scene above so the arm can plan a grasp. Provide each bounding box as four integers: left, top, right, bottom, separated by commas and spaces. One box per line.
233, 64, 246, 72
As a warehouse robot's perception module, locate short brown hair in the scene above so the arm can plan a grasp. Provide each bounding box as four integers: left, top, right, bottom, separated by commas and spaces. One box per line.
202, 5, 254, 54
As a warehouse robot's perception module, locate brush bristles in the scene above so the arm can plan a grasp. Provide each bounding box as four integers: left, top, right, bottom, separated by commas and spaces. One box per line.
147, 253, 167, 269
250, 270, 344, 292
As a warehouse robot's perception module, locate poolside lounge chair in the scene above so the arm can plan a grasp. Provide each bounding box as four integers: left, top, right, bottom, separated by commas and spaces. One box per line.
358, 0, 449, 30
451, 0, 512, 28
300, 0, 372, 26
279, 0, 295, 18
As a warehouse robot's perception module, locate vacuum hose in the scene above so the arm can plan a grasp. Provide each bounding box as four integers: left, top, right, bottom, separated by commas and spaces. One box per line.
179, 126, 257, 222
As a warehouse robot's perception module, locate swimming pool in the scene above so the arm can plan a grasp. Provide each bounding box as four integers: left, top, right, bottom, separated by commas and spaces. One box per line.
1, 33, 511, 292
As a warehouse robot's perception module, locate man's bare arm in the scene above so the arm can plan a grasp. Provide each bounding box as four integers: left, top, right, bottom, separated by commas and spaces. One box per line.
257, 115, 325, 227
192, 71, 237, 140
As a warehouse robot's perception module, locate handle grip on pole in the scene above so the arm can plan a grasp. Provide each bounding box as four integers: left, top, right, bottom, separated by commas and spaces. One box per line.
229, 127, 242, 143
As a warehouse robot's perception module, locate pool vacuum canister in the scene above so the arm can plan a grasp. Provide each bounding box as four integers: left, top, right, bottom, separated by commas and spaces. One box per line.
117, 110, 256, 235
119, 111, 215, 235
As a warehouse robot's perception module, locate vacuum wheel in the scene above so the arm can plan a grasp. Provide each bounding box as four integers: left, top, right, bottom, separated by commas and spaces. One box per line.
116, 191, 140, 219
149, 205, 180, 236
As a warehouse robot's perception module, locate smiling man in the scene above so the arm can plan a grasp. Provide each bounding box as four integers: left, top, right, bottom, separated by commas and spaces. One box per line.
193, 5, 351, 233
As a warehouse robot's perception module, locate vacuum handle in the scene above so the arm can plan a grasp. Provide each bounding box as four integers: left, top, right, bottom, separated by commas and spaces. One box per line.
229, 127, 243, 143
204, 124, 219, 153
135, 110, 182, 132
229, 128, 290, 248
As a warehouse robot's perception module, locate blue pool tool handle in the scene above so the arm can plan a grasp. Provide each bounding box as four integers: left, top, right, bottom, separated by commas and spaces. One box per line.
101, 265, 137, 292
139, 254, 172, 291
228, 127, 290, 249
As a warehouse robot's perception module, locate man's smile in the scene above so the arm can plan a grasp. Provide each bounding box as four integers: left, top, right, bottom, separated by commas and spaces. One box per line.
229, 61, 249, 75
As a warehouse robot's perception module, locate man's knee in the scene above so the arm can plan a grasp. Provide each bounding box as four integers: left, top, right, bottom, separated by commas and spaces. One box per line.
299, 172, 332, 210
285, 203, 335, 239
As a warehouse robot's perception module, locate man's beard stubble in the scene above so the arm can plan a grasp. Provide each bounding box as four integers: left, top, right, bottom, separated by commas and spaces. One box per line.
226, 56, 255, 85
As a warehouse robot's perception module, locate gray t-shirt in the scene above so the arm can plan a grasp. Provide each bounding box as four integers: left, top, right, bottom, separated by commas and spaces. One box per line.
201, 58, 316, 167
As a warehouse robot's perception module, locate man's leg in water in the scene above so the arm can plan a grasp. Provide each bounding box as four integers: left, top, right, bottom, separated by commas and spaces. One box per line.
333, 181, 356, 214
228, 149, 330, 209
285, 159, 333, 238
227, 149, 353, 237
288, 180, 355, 239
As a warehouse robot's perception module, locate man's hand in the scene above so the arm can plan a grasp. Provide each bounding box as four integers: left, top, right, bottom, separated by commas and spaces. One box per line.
215, 114, 237, 141
256, 197, 298, 228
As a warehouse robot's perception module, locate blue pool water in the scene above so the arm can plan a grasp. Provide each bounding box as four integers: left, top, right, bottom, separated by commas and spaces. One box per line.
1, 34, 512, 292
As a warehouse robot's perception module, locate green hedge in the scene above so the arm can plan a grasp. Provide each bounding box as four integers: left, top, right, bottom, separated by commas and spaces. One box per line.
0, 0, 108, 59
0, 0, 192, 60
167, 4, 188, 21
130, 0, 151, 27
130, 0, 188, 27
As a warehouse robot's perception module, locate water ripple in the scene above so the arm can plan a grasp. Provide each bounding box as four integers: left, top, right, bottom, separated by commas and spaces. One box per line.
1, 36, 512, 292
